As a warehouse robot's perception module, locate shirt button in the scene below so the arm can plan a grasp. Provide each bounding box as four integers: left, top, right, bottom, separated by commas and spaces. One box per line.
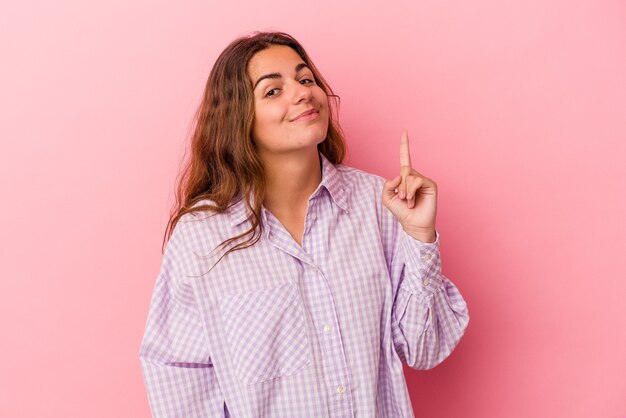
336, 385, 345, 394
423, 254, 432, 261
424, 278, 430, 286
311, 266, 318, 273
310, 213, 317, 220
323, 324, 331, 333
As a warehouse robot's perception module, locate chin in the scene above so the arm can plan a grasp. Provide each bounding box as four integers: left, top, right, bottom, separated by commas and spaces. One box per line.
289, 125, 326, 144
306, 131, 329, 147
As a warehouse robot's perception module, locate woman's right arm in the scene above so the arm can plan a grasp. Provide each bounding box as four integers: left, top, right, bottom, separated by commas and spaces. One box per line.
138, 222, 228, 417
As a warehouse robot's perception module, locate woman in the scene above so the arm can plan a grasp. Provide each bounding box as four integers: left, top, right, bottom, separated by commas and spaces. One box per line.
138, 31, 469, 417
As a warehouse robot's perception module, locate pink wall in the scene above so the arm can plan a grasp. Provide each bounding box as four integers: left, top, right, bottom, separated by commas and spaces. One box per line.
1, 0, 625, 416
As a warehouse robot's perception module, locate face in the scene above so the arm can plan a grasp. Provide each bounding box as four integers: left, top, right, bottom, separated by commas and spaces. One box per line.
247, 45, 329, 157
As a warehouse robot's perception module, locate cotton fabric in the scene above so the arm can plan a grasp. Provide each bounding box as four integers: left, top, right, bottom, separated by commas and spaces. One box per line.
138, 152, 469, 417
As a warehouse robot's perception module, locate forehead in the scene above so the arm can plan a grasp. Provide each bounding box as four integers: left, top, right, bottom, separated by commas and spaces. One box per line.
247, 45, 307, 80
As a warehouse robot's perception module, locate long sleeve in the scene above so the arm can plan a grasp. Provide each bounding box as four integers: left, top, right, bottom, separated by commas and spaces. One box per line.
138, 223, 227, 417
383, 209, 470, 370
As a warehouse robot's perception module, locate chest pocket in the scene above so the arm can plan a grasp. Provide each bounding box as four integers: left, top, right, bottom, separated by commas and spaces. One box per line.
219, 282, 311, 385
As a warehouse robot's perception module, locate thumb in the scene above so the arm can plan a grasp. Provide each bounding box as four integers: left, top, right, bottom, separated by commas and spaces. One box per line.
383, 175, 402, 200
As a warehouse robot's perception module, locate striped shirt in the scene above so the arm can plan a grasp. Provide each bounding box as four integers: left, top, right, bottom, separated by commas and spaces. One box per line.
138, 152, 469, 417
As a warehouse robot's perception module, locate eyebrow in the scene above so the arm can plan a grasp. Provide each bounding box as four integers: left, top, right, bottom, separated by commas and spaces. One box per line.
252, 63, 311, 90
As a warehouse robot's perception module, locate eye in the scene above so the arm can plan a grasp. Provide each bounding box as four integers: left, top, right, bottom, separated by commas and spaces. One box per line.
265, 88, 280, 98
300, 78, 315, 85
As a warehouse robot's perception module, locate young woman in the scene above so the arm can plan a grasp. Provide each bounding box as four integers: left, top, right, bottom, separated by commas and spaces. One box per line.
139, 31, 469, 418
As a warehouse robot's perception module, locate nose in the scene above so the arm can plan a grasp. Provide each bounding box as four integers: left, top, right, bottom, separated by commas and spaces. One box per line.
292, 80, 312, 103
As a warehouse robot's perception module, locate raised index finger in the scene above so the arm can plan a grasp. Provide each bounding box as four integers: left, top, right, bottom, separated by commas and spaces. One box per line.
400, 130, 412, 168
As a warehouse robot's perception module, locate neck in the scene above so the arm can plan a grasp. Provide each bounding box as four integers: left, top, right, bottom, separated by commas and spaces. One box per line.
260, 148, 322, 215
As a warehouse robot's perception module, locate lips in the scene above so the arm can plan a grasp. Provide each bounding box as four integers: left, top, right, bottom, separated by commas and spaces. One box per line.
291, 108, 319, 121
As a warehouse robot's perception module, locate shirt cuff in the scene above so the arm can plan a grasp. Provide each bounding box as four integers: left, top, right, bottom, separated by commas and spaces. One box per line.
399, 228, 444, 294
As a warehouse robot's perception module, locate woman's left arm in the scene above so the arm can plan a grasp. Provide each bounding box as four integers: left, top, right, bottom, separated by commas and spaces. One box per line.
381, 131, 469, 370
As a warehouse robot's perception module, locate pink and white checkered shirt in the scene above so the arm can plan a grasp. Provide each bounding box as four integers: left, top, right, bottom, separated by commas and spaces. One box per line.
139, 152, 469, 417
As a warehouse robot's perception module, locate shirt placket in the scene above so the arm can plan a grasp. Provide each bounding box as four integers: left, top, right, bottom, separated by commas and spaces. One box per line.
270, 197, 354, 418
265, 197, 355, 418
308, 264, 354, 418
305, 197, 354, 418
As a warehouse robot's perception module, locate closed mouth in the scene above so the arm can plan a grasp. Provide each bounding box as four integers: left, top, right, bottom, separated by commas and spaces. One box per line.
292, 108, 319, 121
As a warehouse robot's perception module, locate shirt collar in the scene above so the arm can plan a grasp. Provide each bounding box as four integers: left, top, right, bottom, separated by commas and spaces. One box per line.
317, 151, 350, 213
228, 151, 350, 227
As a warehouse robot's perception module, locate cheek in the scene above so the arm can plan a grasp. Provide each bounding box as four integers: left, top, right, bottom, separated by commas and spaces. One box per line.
314, 88, 327, 103
255, 104, 285, 130
252, 107, 270, 135
315, 90, 330, 115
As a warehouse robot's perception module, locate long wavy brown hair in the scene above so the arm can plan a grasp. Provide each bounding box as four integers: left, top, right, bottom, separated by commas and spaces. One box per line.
162, 31, 346, 267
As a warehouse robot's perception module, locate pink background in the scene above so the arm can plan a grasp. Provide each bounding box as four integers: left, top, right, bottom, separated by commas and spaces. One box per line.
1, 0, 625, 416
